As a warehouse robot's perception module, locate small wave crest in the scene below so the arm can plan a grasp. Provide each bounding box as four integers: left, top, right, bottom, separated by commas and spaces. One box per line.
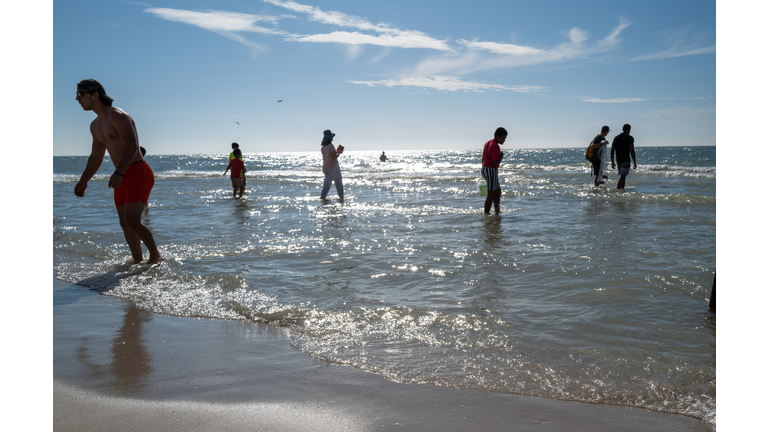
640, 164, 716, 178
55, 256, 303, 323
54, 173, 111, 183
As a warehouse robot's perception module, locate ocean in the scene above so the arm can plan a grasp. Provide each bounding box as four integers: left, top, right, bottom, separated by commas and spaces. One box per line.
53, 146, 716, 426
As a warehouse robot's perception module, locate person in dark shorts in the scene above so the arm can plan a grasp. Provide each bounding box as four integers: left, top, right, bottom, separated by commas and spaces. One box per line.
589, 126, 610, 187
481, 127, 508, 214
610, 124, 637, 189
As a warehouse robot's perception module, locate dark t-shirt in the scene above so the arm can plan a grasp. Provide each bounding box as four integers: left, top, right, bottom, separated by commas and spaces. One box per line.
611, 133, 634, 163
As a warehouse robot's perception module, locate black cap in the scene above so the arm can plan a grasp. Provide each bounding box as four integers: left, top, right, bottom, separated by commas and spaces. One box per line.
77, 79, 114, 103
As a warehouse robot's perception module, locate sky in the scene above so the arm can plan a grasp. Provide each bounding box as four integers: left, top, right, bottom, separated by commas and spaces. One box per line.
50, 0, 716, 155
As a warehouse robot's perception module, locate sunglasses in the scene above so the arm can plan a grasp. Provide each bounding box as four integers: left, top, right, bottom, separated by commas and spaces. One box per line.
76, 91, 94, 98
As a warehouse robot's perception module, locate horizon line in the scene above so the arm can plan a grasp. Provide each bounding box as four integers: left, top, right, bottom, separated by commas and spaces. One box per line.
53, 143, 716, 157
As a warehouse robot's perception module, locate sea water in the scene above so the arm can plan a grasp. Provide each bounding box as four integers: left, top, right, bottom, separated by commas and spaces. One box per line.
53, 147, 716, 425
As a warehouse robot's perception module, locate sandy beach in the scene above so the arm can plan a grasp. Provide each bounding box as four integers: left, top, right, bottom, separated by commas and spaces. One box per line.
53, 272, 712, 432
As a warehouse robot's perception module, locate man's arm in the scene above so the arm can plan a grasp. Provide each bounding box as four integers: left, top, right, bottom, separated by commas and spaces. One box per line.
108, 111, 141, 189
630, 144, 637, 169
74, 127, 107, 197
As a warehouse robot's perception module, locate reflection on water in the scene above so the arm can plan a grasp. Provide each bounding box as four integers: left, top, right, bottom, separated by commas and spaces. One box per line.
481, 215, 503, 249
76, 303, 153, 394
232, 199, 251, 225
109, 304, 153, 392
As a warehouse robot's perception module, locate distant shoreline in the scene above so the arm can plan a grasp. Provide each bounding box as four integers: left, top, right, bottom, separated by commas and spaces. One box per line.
53, 145, 716, 158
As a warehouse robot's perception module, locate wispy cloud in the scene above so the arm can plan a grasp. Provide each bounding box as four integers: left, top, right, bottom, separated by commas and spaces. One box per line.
146, 3, 452, 52
579, 95, 710, 103
630, 44, 715, 61
144, 7, 294, 55
598, 18, 632, 48
264, 0, 386, 31
414, 18, 632, 76
144, 5, 646, 97
367, 47, 393, 65
287, 31, 450, 50
348, 76, 547, 93
263, 0, 452, 50
629, 26, 715, 61
146, 3, 633, 67
145, 8, 290, 36
456, 41, 546, 56
581, 97, 647, 103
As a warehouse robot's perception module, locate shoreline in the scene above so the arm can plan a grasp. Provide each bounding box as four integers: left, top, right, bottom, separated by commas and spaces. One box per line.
53, 273, 712, 431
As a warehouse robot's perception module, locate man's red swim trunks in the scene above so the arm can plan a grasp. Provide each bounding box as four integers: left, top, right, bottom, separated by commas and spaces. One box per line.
114, 160, 155, 206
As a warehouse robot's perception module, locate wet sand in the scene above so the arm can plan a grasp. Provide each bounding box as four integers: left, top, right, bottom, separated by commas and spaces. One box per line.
53, 274, 712, 431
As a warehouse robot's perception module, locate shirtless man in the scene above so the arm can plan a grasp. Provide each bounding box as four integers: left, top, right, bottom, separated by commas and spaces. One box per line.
74, 79, 161, 263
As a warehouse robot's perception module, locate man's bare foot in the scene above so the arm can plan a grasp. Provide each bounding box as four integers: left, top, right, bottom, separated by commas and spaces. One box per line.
147, 252, 163, 264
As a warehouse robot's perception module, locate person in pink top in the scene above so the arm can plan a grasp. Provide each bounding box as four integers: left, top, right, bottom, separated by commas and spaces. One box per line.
481, 127, 508, 214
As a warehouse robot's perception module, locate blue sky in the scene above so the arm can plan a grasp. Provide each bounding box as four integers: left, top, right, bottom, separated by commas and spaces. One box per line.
51, 0, 716, 155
